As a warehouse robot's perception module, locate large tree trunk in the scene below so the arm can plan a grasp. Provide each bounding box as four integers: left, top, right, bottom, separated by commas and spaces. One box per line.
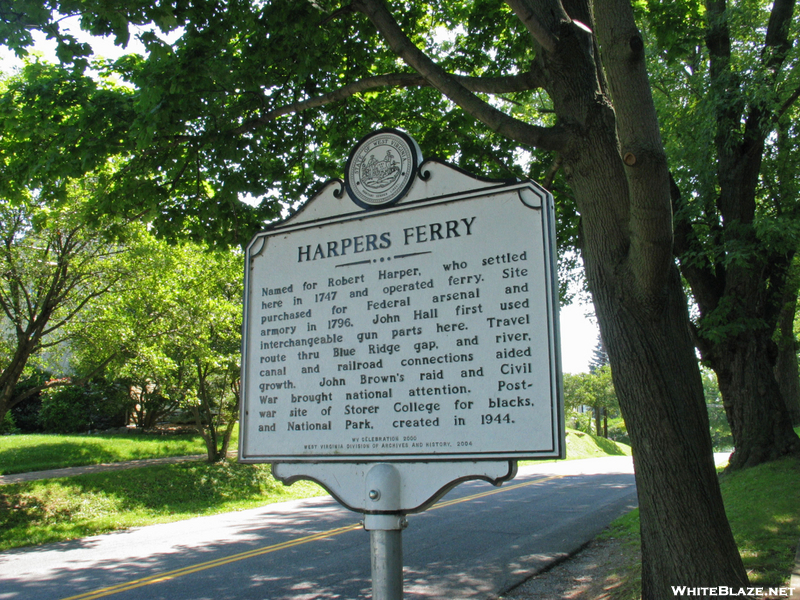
680, 220, 800, 468
676, 209, 800, 467
683, 0, 800, 469
709, 327, 800, 469
562, 2, 749, 595
775, 293, 800, 427
588, 261, 748, 593
562, 95, 748, 591
0, 340, 39, 426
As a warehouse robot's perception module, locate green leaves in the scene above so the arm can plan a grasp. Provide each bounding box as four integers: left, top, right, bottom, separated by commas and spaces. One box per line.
636, 0, 706, 62
0, 61, 134, 204
1, 0, 557, 247
69, 230, 243, 437
643, 0, 800, 353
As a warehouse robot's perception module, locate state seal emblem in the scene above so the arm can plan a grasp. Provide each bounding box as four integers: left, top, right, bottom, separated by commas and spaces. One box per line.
345, 129, 422, 209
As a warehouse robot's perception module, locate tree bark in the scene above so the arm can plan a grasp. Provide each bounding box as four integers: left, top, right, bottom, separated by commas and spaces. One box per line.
589, 259, 748, 594
709, 327, 800, 469
775, 292, 800, 427
550, 55, 747, 589
594, 406, 602, 437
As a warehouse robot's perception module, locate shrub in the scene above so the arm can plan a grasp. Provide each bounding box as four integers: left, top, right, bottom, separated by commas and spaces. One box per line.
0, 411, 18, 434
38, 381, 128, 433
9, 371, 50, 433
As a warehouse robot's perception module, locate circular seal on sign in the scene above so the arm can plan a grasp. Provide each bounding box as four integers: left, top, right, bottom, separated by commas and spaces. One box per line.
345, 129, 422, 209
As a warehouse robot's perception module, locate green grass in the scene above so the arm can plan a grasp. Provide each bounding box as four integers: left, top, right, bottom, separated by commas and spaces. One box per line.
600, 452, 800, 597
519, 428, 632, 466
563, 429, 632, 459
722, 455, 800, 585
0, 426, 633, 552
0, 431, 216, 475
0, 460, 325, 551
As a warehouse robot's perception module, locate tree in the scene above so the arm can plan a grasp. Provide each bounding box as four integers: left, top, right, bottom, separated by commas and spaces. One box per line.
641, 0, 800, 470
586, 336, 614, 435
563, 365, 618, 437
588, 334, 609, 373
172, 246, 242, 462
701, 367, 734, 451
69, 227, 188, 429
0, 187, 125, 426
72, 233, 242, 461
2, 1, 749, 595
775, 260, 800, 426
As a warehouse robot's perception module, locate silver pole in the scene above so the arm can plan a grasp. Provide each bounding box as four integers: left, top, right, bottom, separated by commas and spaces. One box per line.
370, 528, 403, 600
364, 465, 405, 599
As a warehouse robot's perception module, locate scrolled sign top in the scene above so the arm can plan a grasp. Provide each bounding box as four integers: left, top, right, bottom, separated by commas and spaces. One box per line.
345, 129, 422, 209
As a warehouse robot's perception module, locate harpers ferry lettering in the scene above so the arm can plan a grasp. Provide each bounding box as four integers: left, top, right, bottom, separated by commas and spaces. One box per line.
298, 232, 390, 262
403, 217, 476, 244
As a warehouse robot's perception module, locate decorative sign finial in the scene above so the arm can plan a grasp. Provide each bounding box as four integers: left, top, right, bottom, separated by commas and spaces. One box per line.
345, 129, 422, 209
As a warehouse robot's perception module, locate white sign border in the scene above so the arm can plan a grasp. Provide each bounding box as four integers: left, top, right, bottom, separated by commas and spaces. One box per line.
239, 179, 565, 464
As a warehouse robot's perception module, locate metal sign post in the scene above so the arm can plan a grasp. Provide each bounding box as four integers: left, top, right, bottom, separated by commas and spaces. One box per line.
240, 129, 564, 598
365, 464, 404, 600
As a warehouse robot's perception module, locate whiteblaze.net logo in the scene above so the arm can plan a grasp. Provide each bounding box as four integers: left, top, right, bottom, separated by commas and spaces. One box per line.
672, 586, 796, 597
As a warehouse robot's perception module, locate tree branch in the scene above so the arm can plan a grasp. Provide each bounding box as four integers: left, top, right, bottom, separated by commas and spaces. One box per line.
231, 69, 548, 136
352, 0, 567, 153
777, 81, 800, 121
670, 172, 725, 315
705, 0, 746, 187
763, 0, 796, 71
739, 0, 796, 146
505, 0, 562, 53
594, 0, 674, 298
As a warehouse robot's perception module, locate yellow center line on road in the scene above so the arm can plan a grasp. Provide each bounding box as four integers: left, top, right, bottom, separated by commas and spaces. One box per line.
59, 524, 361, 600
60, 473, 564, 600
432, 474, 563, 510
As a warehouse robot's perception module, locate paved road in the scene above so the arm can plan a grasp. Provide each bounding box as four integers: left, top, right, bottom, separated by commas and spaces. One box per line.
0, 457, 636, 600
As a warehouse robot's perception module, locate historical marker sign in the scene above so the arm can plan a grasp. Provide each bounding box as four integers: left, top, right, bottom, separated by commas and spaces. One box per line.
240, 130, 563, 464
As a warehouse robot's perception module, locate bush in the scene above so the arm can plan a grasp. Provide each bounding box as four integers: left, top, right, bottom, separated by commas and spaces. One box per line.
566, 410, 593, 435
9, 371, 50, 433
606, 417, 630, 445
0, 411, 18, 434
11, 396, 43, 433
38, 381, 129, 434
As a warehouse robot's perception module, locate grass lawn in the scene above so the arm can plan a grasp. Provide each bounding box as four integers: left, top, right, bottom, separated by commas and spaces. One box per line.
561, 429, 631, 459
0, 461, 325, 551
0, 430, 225, 475
0, 427, 629, 551
722, 455, 800, 585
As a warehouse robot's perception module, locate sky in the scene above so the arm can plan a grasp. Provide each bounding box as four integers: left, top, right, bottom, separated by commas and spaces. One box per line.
1, 26, 601, 374
559, 300, 600, 373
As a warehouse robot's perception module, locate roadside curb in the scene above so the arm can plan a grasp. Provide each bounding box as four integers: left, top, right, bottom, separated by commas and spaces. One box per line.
0, 454, 208, 485
792, 538, 800, 591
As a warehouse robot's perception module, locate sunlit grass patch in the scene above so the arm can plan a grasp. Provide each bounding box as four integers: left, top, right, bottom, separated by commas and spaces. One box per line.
719, 455, 800, 586
600, 453, 800, 598
0, 432, 210, 475
563, 429, 632, 459
0, 461, 325, 550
